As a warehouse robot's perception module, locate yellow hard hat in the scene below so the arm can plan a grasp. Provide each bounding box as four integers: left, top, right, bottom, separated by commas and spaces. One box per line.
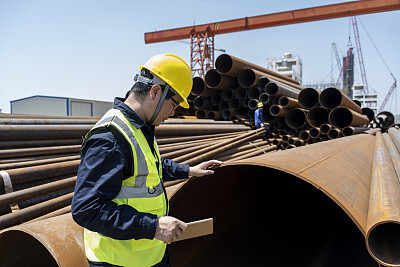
141, 54, 193, 108
257, 102, 263, 108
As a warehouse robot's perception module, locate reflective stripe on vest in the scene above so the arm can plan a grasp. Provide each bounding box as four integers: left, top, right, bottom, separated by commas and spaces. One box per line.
83, 108, 167, 267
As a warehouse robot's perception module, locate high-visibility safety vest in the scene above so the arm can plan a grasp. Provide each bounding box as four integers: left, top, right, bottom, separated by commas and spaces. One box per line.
83, 108, 168, 267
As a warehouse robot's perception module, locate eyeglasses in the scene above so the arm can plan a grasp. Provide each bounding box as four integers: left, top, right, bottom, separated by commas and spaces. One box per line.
170, 96, 180, 110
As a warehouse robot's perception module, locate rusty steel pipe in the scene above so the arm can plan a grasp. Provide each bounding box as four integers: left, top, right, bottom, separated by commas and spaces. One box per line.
215, 54, 300, 85
238, 68, 265, 88
366, 132, 400, 266
0, 155, 81, 171
26, 205, 72, 224
162, 118, 233, 125
383, 133, 400, 180
259, 93, 270, 104
207, 111, 221, 120
226, 144, 277, 161
157, 131, 244, 145
298, 87, 320, 109
0, 118, 97, 125
234, 86, 247, 99
288, 137, 299, 145
265, 82, 300, 99
0, 192, 73, 230
320, 123, 332, 135
222, 109, 242, 119
269, 105, 287, 117
194, 109, 207, 119
217, 143, 273, 162
176, 128, 266, 165
0, 125, 92, 141
169, 134, 378, 266
342, 126, 370, 137
0, 153, 78, 166
0, 113, 100, 120
210, 93, 222, 105
193, 96, 211, 110
159, 134, 240, 152
212, 140, 267, 159
0, 145, 81, 159
247, 87, 260, 100
309, 128, 321, 138
204, 69, 236, 90
388, 128, 400, 153
362, 107, 375, 122
285, 108, 308, 129
191, 77, 216, 97
329, 107, 370, 129
0, 139, 82, 149
0, 160, 80, 189
306, 106, 329, 127
221, 88, 234, 101
0, 176, 76, 208
327, 128, 342, 139
0, 213, 86, 266
161, 140, 221, 159
319, 87, 362, 113
228, 98, 242, 110
299, 130, 310, 140
155, 124, 250, 137
278, 96, 301, 108
247, 99, 259, 110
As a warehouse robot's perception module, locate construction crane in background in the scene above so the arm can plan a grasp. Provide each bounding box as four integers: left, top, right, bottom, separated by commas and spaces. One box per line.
332, 43, 342, 75
145, 0, 400, 77
379, 76, 397, 113
351, 16, 369, 92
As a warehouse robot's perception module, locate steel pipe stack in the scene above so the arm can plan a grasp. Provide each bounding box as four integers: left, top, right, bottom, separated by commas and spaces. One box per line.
1, 113, 272, 229
176, 54, 392, 151
2, 128, 400, 266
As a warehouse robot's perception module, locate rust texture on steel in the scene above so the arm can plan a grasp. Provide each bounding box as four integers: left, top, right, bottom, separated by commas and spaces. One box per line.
1, 133, 400, 265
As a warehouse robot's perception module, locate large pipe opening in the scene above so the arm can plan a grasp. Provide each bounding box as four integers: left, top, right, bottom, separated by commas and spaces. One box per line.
169, 165, 376, 267
0, 230, 58, 266
215, 54, 233, 74
368, 223, 400, 265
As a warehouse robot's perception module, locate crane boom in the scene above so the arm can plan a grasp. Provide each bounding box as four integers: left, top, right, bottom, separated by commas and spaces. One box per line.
332, 43, 342, 72
145, 0, 400, 43
351, 16, 369, 92
379, 78, 397, 113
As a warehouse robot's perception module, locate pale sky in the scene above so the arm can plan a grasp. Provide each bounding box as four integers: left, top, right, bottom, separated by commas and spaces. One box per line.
1, 0, 399, 115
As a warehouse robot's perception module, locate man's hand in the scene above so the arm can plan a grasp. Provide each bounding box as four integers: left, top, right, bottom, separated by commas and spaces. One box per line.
189, 160, 223, 177
154, 216, 187, 243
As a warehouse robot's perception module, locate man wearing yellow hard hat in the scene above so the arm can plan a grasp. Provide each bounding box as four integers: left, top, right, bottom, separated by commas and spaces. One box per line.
71, 54, 222, 267
255, 102, 269, 135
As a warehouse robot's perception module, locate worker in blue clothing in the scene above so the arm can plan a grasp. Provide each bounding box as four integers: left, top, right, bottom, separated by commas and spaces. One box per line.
71, 54, 222, 267
254, 102, 269, 134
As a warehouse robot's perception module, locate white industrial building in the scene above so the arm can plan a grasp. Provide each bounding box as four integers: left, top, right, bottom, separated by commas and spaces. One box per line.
352, 84, 379, 115
266, 53, 303, 85
10, 95, 113, 117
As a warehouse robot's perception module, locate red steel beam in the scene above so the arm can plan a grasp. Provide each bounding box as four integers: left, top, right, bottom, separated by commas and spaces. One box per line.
145, 0, 400, 43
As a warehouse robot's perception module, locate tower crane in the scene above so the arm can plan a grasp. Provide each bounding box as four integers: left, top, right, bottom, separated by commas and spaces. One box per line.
145, 0, 400, 77
351, 16, 369, 92
332, 43, 342, 74
379, 75, 397, 113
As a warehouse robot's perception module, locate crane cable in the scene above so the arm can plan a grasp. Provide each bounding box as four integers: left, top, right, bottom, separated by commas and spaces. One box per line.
358, 18, 395, 80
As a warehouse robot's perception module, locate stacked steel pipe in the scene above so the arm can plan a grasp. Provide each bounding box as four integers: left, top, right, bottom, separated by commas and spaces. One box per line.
177, 54, 384, 150
2, 128, 400, 266
0, 113, 276, 229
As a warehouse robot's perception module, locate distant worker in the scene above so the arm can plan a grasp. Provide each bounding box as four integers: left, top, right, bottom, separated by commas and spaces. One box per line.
71, 53, 222, 267
255, 102, 269, 134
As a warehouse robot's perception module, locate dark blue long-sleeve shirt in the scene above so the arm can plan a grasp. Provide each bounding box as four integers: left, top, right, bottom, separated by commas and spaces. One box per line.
71, 97, 189, 241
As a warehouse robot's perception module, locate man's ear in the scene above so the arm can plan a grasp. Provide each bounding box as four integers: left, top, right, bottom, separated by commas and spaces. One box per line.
149, 85, 161, 101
